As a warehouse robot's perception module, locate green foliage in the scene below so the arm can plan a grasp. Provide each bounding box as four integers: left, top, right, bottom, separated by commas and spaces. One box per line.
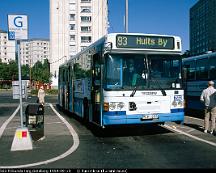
30, 89, 38, 95
46, 89, 58, 95
31, 59, 52, 83
0, 59, 51, 83
0, 60, 18, 80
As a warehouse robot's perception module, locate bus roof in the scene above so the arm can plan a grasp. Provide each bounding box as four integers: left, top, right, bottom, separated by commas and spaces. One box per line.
183, 52, 216, 62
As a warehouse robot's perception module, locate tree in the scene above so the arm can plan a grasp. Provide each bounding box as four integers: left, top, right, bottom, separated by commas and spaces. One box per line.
0, 60, 18, 80
0, 59, 51, 83
31, 59, 52, 83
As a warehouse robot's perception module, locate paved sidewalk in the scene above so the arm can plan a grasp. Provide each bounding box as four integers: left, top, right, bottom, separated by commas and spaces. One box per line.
0, 103, 74, 168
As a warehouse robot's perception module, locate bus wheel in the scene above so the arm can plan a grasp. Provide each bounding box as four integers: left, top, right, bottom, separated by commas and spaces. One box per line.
83, 99, 89, 124
175, 121, 183, 125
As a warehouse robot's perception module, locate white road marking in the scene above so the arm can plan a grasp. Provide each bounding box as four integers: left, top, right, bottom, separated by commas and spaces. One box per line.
0, 105, 20, 139
186, 129, 195, 133
45, 121, 64, 125
0, 103, 80, 168
163, 124, 216, 147
186, 116, 203, 121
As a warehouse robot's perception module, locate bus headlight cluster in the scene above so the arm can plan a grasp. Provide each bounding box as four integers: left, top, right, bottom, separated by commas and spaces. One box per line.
172, 100, 183, 107
172, 95, 183, 107
104, 102, 125, 111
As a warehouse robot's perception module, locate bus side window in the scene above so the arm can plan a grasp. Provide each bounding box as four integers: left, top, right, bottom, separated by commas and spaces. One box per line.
196, 58, 208, 80
185, 61, 196, 80
209, 57, 216, 80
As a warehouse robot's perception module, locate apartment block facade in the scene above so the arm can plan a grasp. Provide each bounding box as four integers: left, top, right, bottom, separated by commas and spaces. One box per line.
0, 30, 16, 64
190, 0, 216, 56
20, 39, 50, 67
50, 0, 108, 84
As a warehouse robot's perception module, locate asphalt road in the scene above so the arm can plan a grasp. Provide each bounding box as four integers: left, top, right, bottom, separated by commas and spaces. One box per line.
1, 90, 216, 169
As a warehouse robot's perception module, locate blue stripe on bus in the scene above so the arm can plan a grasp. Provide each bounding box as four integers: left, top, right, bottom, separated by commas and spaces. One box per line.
104, 111, 126, 115
103, 112, 184, 125
170, 108, 184, 113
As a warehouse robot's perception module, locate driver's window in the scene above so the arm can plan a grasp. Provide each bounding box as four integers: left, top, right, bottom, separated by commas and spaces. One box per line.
106, 55, 121, 86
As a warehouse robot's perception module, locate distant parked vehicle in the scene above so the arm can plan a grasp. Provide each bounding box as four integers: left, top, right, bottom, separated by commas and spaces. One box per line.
182, 52, 216, 114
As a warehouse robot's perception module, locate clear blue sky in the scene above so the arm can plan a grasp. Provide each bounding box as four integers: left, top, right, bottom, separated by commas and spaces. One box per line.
0, 0, 198, 52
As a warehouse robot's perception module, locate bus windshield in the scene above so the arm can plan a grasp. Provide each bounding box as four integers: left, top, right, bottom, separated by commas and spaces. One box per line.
104, 53, 182, 90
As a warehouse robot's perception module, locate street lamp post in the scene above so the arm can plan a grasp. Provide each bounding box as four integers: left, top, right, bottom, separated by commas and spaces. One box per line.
125, 0, 128, 33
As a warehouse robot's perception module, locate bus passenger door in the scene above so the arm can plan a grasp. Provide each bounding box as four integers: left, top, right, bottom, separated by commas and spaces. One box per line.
92, 53, 102, 125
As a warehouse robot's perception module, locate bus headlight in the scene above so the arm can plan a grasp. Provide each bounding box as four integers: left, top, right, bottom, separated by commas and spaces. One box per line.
178, 100, 183, 107
117, 102, 125, 110
109, 102, 116, 110
104, 102, 125, 111
172, 100, 178, 107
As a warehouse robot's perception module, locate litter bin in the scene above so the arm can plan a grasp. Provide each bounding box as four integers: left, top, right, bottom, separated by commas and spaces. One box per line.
25, 103, 44, 141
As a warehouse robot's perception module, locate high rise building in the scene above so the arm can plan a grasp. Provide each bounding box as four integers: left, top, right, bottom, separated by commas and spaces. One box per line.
50, 0, 108, 87
20, 39, 50, 67
0, 29, 16, 64
190, 0, 216, 56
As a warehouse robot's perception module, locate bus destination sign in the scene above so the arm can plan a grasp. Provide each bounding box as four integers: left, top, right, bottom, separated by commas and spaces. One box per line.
116, 34, 175, 49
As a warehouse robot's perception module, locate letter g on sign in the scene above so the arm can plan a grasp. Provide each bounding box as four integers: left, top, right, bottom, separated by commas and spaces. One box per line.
14, 16, 23, 27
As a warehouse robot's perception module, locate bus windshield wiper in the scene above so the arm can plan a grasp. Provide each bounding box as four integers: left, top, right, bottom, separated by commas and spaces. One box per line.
130, 86, 137, 97
151, 77, 167, 96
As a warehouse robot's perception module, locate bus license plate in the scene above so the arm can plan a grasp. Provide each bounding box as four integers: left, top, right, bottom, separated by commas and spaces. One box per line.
141, 114, 159, 120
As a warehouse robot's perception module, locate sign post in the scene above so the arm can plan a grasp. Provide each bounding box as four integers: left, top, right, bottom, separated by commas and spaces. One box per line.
8, 14, 28, 127
8, 14, 33, 151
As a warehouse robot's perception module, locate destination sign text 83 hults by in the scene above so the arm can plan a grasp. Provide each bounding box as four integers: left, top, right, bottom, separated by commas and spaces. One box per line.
116, 35, 174, 49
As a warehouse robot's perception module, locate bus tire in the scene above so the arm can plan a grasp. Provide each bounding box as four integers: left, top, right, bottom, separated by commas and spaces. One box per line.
175, 121, 183, 125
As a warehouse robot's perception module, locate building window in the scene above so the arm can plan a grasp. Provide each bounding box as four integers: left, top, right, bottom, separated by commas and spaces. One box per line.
81, 46, 87, 50
70, 35, 75, 42
81, 0, 91, 2
81, 16, 91, 23
81, 6, 91, 13
81, 26, 91, 33
70, 24, 75, 30
70, 14, 75, 21
81, 36, 91, 43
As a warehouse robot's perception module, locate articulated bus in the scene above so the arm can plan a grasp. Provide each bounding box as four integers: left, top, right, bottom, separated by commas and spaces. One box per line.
182, 52, 216, 114
58, 33, 184, 128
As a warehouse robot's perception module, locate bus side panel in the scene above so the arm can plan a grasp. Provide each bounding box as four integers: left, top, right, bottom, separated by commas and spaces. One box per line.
73, 78, 91, 118
185, 80, 207, 111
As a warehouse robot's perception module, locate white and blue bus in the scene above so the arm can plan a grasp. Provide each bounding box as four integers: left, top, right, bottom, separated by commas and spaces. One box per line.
58, 33, 184, 127
182, 52, 216, 114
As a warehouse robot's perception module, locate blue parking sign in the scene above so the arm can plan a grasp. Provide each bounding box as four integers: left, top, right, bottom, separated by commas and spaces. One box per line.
8, 31, 15, 40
